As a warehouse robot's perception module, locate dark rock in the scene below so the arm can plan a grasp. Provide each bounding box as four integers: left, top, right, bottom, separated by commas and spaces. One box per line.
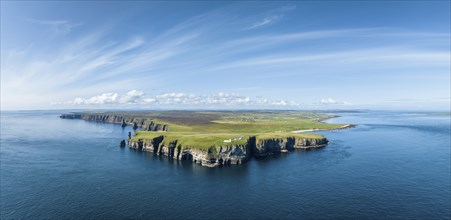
162, 124, 168, 131
133, 122, 138, 130
147, 121, 155, 131
154, 124, 161, 131
59, 114, 82, 119
137, 139, 143, 150
176, 144, 182, 160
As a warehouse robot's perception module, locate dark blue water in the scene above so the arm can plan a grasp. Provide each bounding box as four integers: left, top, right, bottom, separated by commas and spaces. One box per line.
1, 111, 450, 219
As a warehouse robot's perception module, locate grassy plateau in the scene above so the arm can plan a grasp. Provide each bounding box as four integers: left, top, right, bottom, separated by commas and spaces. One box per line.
118, 111, 346, 150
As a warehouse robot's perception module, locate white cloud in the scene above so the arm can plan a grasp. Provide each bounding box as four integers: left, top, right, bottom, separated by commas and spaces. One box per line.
212, 49, 450, 71
73, 93, 119, 105
26, 18, 82, 34
55, 90, 299, 107
246, 4, 296, 30
249, 15, 284, 29
320, 98, 337, 104
120, 90, 145, 104
1, 29, 194, 109
3, 7, 449, 111
320, 98, 351, 105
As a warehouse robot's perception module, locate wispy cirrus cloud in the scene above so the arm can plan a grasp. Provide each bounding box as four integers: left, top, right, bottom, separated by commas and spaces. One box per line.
248, 14, 284, 29
1, 25, 200, 109
246, 4, 296, 29
26, 18, 83, 34
2, 3, 449, 110
4, 24, 448, 109
210, 48, 450, 71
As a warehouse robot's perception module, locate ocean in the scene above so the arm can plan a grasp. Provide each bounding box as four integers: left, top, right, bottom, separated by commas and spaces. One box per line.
1, 110, 450, 219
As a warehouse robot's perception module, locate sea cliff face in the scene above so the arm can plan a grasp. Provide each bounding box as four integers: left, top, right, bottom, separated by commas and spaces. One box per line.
129, 136, 252, 167
129, 135, 328, 167
254, 137, 328, 157
60, 113, 168, 131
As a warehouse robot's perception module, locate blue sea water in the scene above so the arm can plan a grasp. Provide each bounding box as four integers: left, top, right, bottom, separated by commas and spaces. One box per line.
1, 111, 450, 219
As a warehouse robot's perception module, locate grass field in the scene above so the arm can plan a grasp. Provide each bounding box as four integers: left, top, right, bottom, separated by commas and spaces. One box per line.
126, 111, 344, 150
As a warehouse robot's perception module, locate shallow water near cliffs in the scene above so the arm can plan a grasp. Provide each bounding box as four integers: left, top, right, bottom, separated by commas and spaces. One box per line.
1, 110, 450, 219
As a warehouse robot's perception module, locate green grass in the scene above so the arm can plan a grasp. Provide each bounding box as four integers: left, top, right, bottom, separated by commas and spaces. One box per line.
132, 131, 326, 151
126, 111, 344, 151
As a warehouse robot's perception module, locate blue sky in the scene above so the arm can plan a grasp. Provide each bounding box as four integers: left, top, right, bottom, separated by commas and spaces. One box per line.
1, 1, 450, 110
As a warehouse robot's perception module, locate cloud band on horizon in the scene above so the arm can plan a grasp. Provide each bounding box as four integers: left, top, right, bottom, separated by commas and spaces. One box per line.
53, 90, 299, 107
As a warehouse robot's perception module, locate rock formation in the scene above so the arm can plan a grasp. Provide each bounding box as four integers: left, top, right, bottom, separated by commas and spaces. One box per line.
60, 113, 169, 132
129, 135, 328, 168
133, 122, 138, 130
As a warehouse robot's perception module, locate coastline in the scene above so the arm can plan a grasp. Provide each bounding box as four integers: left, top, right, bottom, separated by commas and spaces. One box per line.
291, 124, 355, 133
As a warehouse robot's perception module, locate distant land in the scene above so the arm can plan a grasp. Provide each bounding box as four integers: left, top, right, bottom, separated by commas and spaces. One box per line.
60, 111, 354, 167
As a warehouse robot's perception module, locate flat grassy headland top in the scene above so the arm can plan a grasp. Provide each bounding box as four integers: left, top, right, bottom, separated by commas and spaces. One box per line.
99, 111, 344, 150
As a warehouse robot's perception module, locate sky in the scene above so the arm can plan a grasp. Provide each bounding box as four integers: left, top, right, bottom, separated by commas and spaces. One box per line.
1, 1, 450, 111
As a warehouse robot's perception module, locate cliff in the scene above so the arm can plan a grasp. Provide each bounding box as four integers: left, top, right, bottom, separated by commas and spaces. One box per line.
60, 113, 168, 131
129, 135, 328, 167
254, 136, 328, 157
